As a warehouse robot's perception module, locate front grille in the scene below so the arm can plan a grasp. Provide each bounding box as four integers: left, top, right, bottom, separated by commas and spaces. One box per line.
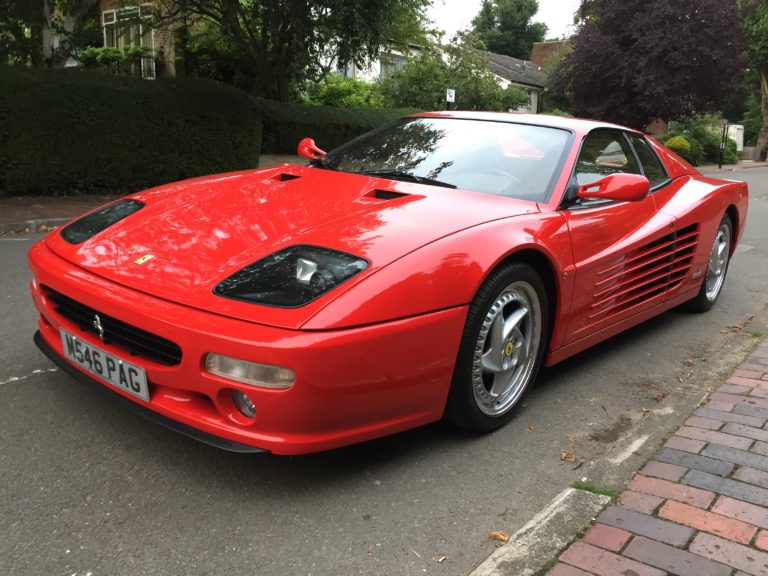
44, 287, 182, 366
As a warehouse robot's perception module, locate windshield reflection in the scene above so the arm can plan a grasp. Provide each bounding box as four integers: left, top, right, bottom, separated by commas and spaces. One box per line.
322, 117, 570, 202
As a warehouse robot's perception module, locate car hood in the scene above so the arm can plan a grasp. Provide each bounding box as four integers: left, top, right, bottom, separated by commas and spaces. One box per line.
45, 165, 538, 329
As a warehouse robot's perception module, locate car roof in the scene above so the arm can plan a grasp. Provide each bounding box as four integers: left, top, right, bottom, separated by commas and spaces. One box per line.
411, 111, 636, 135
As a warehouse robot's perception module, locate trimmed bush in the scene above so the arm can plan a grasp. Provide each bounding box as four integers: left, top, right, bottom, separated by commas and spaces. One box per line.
256, 98, 417, 154
664, 135, 692, 161
300, 75, 385, 109
0, 66, 261, 196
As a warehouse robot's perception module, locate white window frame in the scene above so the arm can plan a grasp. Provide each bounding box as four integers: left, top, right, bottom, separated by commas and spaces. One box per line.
101, 3, 155, 79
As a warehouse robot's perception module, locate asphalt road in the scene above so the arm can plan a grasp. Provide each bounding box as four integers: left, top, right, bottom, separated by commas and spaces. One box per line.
3, 169, 768, 576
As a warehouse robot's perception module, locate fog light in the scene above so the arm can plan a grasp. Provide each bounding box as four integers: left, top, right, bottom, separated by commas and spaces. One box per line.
205, 353, 295, 389
232, 390, 256, 418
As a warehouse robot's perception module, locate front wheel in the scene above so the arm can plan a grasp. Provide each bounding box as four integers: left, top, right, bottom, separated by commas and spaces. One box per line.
686, 214, 732, 312
445, 262, 549, 432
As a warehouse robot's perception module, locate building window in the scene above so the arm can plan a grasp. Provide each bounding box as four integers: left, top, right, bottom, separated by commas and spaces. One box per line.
379, 53, 407, 79
102, 4, 155, 79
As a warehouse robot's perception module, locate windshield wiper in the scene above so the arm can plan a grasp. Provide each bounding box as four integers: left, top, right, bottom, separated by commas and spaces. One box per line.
359, 169, 457, 189
308, 157, 338, 171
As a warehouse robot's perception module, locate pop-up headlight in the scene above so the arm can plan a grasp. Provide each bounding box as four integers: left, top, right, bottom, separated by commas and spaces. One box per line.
213, 245, 369, 307
61, 199, 144, 244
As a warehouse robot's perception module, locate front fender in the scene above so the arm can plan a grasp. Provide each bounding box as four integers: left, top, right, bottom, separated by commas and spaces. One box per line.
302, 212, 574, 330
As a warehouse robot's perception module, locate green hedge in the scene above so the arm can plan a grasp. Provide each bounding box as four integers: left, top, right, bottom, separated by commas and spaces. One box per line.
256, 98, 417, 154
0, 67, 261, 196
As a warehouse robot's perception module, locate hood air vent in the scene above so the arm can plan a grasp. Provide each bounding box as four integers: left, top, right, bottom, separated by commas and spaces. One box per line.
367, 189, 409, 200
273, 173, 301, 182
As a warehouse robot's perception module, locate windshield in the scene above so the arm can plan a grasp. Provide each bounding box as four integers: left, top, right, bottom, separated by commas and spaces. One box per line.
321, 117, 571, 202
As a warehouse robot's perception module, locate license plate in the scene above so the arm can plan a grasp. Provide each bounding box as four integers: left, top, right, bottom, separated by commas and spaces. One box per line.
60, 329, 149, 402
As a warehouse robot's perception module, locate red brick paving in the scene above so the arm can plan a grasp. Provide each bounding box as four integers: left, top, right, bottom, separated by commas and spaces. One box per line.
640, 461, 687, 482
617, 490, 663, 515
581, 524, 631, 552
658, 500, 756, 544
664, 435, 706, 454
550, 344, 768, 576
627, 475, 715, 508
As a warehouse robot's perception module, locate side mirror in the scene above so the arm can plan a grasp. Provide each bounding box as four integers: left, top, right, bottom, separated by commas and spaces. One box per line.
297, 137, 327, 160
577, 173, 650, 203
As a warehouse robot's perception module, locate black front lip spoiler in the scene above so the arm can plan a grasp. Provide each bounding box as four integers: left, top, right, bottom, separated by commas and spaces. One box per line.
34, 331, 267, 454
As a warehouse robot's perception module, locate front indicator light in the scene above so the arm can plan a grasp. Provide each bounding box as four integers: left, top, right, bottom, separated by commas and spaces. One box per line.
232, 390, 256, 418
205, 353, 295, 389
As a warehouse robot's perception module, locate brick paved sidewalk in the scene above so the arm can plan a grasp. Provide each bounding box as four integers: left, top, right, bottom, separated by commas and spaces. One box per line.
549, 339, 768, 576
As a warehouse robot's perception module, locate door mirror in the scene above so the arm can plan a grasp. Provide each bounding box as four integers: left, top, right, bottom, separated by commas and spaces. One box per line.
577, 173, 650, 203
297, 137, 327, 160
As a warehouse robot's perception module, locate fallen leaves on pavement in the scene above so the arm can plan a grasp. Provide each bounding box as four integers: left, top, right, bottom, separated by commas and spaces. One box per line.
560, 449, 577, 462
488, 531, 510, 543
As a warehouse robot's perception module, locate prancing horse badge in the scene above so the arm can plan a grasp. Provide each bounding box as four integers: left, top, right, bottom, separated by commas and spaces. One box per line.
134, 254, 154, 266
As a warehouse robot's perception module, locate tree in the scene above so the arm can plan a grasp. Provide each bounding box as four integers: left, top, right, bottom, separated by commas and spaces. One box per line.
0, 0, 44, 66
555, 0, 745, 129
42, 0, 101, 67
154, 0, 430, 100
0, 0, 100, 67
470, 0, 547, 60
379, 32, 529, 111
743, 0, 768, 156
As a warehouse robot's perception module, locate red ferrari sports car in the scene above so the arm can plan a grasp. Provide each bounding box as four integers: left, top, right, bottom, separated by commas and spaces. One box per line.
30, 112, 748, 455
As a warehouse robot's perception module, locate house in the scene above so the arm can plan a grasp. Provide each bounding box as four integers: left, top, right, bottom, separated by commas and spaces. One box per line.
486, 52, 547, 114
531, 40, 569, 69
336, 46, 421, 82
99, 0, 181, 78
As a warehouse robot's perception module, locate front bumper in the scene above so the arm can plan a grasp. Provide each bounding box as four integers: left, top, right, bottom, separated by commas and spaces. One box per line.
29, 241, 467, 455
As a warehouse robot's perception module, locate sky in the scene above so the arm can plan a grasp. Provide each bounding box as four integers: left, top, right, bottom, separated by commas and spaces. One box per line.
426, 0, 581, 42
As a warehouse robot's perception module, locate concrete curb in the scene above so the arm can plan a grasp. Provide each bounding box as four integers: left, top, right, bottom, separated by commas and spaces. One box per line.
0, 217, 71, 235
470, 488, 611, 576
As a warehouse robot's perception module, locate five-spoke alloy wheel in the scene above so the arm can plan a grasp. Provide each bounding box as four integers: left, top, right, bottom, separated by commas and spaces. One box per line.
446, 262, 548, 431
688, 214, 732, 312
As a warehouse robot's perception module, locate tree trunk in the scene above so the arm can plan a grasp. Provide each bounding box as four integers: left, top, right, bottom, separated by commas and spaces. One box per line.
41, 0, 55, 66
757, 72, 768, 161
42, 0, 100, 68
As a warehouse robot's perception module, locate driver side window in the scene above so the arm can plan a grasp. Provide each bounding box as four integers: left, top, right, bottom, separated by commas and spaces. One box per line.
575, 130, 641, 188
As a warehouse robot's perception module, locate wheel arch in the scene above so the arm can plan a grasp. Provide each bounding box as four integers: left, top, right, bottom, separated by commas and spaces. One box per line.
484, 247, 561, 350
725, 204, 739, 255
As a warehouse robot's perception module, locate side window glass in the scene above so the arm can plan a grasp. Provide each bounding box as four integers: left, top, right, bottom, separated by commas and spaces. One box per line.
629, 134, 669, 188
574, 130, 641, 187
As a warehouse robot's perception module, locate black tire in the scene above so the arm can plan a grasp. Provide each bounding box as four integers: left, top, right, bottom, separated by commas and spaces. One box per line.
444, 262, 549, 432
686, 214, 732, 313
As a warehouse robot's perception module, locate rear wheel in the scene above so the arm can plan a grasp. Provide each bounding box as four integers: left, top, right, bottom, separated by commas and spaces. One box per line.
687, 214, 732, 312
445, 262, 549, 432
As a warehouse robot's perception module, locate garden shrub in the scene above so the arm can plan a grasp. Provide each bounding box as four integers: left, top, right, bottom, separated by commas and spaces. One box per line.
661, 115, 740, 166
300, 75, 385, 109
256, 98, 417, 154
664, 135, 692, 162
0, 66, 261, 196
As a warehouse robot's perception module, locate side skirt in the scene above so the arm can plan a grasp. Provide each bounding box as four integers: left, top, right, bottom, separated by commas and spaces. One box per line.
545, 287, 699, 367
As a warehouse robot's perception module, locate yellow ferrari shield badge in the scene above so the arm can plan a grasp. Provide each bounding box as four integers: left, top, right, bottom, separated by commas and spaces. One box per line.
134, 254, 155, 266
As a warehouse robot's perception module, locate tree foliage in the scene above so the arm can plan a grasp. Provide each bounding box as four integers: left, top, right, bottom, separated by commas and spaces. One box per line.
0, 0, 44, 66
0, 0, 101, 67
379, 33, 530, 111
555, 0, 746, 129
301, 75, 385, 108
155, 0, 430, 100
742, 0, 768, 155
470, 0, 547, 60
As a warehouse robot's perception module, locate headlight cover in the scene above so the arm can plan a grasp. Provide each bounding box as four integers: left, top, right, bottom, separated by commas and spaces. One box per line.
61, 199, 144, 244
213, 245, 369, 307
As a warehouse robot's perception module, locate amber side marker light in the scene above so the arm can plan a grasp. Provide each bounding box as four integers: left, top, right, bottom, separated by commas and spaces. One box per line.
205, 353, 295, 390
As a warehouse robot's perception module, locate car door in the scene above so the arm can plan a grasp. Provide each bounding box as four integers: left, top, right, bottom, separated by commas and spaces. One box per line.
560, 129, 675, 345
